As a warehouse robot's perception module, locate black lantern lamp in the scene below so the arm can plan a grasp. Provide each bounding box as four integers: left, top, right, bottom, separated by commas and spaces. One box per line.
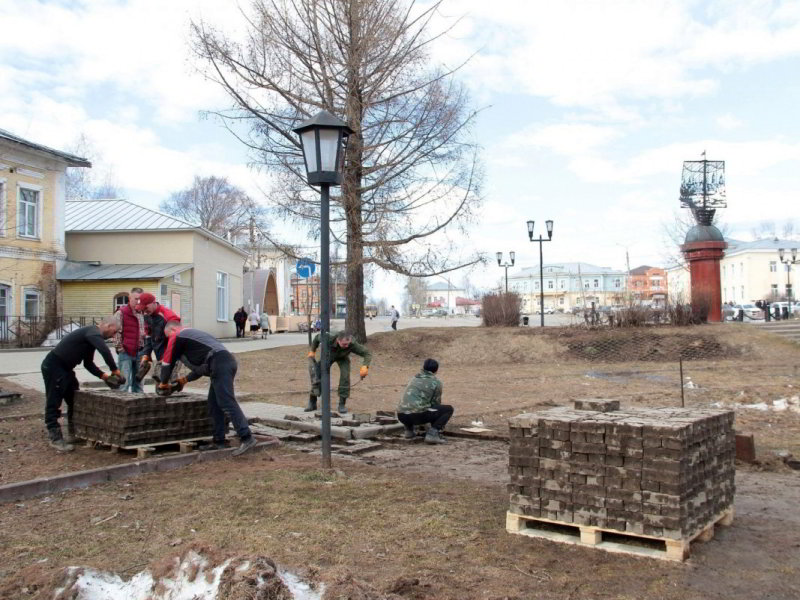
497, 251, 516, 293
293, 110, 352, 186
293, 110, 352, 469
526, 219, 555, 326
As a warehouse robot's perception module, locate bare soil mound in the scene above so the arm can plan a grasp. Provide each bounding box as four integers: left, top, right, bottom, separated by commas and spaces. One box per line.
366, 325, 746, 366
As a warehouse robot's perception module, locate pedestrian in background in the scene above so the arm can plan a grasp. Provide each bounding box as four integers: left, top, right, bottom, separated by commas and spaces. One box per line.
249, 308, 260, 337
390, 305, 400, 331
233, 307, 247, 338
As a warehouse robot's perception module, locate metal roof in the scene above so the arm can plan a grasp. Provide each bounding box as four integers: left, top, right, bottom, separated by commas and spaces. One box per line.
426, 282, 462, 291
513, 262, 626, 277
726, 237, 800, 254
65, 199, 249, 256
57, 262, 192, 281
66, 199, 197, 231
0, 128, 91, 167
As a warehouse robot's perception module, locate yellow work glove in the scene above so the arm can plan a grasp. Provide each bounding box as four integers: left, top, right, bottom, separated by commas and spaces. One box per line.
359, 365, 368, 379
307, 351, 315, 358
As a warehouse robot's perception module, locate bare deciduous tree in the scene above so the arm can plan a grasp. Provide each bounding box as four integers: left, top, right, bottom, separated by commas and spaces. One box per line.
64, 133, 123, 200
404, 275, 427, 314
160, 175, 267, 241
192, 0, 483, 341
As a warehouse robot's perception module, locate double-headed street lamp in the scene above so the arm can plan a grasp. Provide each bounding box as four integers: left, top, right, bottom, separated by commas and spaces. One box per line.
526, 219, 554, 327
496, 251, 515, 293
778, 247, 799, 316
294, 110, 352, 469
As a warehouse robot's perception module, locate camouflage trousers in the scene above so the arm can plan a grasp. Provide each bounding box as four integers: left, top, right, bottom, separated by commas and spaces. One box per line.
309, 356, 351, 400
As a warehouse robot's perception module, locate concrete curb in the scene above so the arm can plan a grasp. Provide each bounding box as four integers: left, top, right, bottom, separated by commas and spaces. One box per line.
0, 439, 279, 504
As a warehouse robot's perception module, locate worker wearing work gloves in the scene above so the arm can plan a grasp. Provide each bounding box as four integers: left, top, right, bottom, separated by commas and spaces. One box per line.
157, 322, 256, 457
134, 292, 181, 384
40, 319, 125, 452
396, 358, 453, 444
306, 330, 371, 414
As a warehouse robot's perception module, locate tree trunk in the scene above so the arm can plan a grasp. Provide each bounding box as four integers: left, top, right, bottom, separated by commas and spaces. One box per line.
344, 125, 366, 341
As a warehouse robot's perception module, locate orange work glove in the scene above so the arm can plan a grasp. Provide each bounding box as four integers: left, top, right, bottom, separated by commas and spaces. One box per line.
140, 355, 151, 364
307, 351, 315, 358
359, 365, 368, 379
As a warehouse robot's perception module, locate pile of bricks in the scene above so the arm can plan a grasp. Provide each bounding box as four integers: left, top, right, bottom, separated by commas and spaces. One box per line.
508, 400, 735, 541
72, 389, 213, 447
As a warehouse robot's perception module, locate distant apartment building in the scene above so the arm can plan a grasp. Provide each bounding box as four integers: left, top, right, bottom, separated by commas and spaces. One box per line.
666, 237, 799, 305
721, 238, 798, 304
628, 265, 668, 307
425, 281, 466, 314
507, 262, 627, 312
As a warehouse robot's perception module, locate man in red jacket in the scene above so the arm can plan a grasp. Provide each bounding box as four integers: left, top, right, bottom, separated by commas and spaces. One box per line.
114, 287, 146, 392
135, 292, 181, 382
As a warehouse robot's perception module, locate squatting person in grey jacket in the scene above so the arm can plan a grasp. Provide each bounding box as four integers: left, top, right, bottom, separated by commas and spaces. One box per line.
396, 358, 453, 444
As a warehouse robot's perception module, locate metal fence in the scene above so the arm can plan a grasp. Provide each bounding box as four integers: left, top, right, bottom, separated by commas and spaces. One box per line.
0, 316, 104, 348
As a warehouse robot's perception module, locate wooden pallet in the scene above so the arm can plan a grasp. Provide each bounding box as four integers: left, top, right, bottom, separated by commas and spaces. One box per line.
506, 508, 734, 562
81, 435, 220, 459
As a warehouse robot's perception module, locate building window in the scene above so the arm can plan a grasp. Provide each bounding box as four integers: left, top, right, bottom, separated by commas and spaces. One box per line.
547, 281, 553, 289
614, 278, 620, 288
741, 286, 744, 300
113, 293, 129, 312
771, 284, 778, 297
559, 297, 564, 305
17, 187, 40, 238
593, 279, 599, 288
769, 262, 777, 273
216, 272, 229, 321
23, 289, 40, 319
535, 281, 540, 290
559, 280, 565, 289
173, 271, 182, 283
584, 281, 589, 289
0, 284, 9, 317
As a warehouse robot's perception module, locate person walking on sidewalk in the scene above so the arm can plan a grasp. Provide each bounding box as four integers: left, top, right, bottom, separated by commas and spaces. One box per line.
41, 319, 125, 452
233, 307, 247, 338
114, 287, 146, 393
305, 330, 372, 414
259, 310, 270, 338
390, 305, 400, 331
396, 358, 453, 444
158, 322, 257, 456
248, 308, 260, 338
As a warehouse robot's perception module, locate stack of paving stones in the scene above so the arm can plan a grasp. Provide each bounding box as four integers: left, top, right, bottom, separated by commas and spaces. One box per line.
72, 389, 213, 446
508, 399, 735, 540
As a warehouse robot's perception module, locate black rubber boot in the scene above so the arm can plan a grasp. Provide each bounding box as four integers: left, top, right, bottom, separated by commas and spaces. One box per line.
48, 428, 74, 452
304, 394, 318, 412
337, 398, 348, 414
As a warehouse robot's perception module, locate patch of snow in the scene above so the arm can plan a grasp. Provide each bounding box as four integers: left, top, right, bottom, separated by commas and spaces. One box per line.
739, 402, 769, 411
772, 399, 788, 412
470, 420, 484, 427
57, 553, 322, 600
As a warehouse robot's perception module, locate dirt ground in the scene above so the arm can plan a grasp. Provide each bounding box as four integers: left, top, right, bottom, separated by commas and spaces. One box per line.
1, 324, 799, 599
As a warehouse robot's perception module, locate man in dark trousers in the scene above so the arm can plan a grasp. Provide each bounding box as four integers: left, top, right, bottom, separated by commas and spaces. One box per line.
306, 330, 371, 414
396, 358, 453, 444
158, 322, 256, 456
390, 305, 400, 330
40, 318, 125, 452
135, 292, 181, 382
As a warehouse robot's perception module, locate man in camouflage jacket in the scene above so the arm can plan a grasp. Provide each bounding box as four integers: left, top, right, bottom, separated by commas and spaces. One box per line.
306, 330, 372, 414
396, 358, 453, 444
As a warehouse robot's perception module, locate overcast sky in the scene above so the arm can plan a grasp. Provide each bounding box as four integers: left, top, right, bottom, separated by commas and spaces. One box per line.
3, 0, 800, 304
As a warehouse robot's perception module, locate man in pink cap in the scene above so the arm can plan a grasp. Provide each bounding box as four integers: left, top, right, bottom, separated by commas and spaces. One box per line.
135, 292, 181, 382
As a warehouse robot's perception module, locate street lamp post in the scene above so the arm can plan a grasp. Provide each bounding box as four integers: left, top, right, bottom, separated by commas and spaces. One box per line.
526, 220, 554, 327
294, 110, 352, 469
496, 251, 516, 294
778, 247, 799, 317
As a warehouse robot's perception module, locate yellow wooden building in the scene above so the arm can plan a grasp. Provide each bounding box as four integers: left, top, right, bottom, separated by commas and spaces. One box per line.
0, 129, 90, 327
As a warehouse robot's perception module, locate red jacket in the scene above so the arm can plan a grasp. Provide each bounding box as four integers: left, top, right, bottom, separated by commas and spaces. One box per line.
143, 304, 181, 360
116, 304, 144, 356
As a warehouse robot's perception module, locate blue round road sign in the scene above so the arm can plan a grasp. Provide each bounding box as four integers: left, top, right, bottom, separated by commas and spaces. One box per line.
296, 259, 316, 279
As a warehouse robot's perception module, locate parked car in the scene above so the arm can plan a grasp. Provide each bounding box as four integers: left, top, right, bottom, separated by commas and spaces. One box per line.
770, 301, 800, 316
721, 305, 736, 321
730, 303, 764, 320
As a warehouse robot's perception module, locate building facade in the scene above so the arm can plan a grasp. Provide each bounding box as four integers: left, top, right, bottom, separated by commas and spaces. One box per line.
425, 281, 467, 314
720, 238, 798, 304
507, 263, 627, 312
0, 129, 90, 331
61, 199, 247, 338
628, 265, 668, 307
